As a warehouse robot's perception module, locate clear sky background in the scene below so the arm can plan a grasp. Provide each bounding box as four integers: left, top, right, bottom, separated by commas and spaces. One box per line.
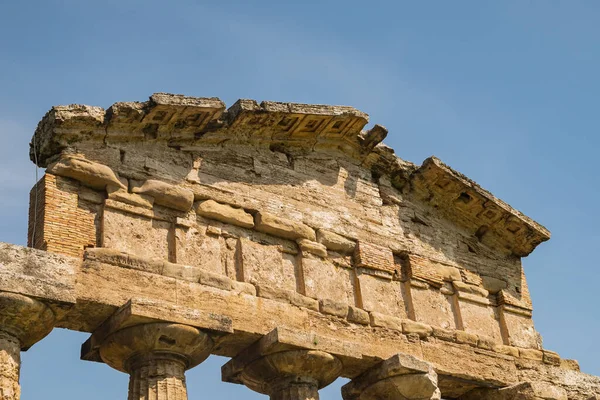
0, 1, 598, 399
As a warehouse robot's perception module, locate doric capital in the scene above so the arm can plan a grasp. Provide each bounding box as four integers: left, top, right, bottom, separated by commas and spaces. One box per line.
98, 322, 213, 373
0, 292, 55, 349
222, 328, 347, 399
342, 353, 440, 400
236, 350, 342, 396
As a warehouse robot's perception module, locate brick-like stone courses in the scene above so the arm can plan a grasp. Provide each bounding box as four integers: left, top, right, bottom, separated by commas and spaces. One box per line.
27, 174, 98, 258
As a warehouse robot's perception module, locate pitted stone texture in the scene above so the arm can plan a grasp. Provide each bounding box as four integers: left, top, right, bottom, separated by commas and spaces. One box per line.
0, 332, 20, 400
0, 292, 55, 349
342, 353, 440, 400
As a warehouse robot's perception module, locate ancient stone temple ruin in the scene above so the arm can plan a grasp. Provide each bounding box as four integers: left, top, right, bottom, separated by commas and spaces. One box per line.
1, 93, 598, 399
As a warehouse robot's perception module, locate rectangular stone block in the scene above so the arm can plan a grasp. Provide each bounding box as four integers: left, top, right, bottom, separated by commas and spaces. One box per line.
499, 305, 540, 349
103, 207, 170, 261
410, 285, 457, 330
0, 242, 78, 304
357, 272, 408, 319
458, 298, 503, 342
175, 225, 225, 276
302, 257, 355, 305
236, 237, 296, 291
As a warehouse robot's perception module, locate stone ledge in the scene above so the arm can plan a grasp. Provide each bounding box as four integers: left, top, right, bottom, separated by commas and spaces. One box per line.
0, 242, 79, 305
81, 246, 565, 370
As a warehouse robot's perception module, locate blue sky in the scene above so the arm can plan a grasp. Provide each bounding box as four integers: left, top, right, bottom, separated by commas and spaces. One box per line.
1, 1, 599, 398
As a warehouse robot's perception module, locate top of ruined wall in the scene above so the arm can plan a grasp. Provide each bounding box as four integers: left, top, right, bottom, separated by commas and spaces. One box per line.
30, 93, 549, 257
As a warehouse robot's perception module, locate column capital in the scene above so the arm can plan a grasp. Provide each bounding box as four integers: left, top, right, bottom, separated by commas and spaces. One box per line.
235, 349, 342, 396
0, 292, 55, 349
98, 322, 214, 400
99, 322, 213, 373
342, 353, 440, 400
0, 292, 55, 400
222, 328, 346, 400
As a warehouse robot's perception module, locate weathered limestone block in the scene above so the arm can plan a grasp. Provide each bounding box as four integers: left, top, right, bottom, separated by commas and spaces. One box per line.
499, 305, 540, 349
237, 238, 296, 291
460, 382, 568, 400
0, 293, 56, 400
99, 323, 214, 400
356, 271, 408, 319
256, 284, 319, 311
452, 282, 503, 342
132, 180, 194, 212
196, 200, 254, 228
0, 242, 78, 305
103, 207, 170, 261
409, 285, 456, 330
174, 225, 224, 276
255, 212, 316, 241
342, 353, 441, 400
354, 241, 394, 273
402, 320, 433, 339
301, 257, 355, 306
0, 332, 20, 400
47, 155, 125, 190
316, 229, 355, 254
107, 185, 154, 209
456, 297, 503, 342
297, 239, 328, 258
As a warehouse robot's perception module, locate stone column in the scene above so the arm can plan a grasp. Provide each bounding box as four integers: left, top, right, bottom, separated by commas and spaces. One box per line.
226, 349, 342, 400
459, 382, 567, 400
342, 353, 440, 400
0, 292, 55, 400
98, 322, 213, 400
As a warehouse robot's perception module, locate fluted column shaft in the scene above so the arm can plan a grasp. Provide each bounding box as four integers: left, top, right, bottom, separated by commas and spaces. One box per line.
127, 354, 188, 400
0, 332, 20, 400
271, 381, 320, 400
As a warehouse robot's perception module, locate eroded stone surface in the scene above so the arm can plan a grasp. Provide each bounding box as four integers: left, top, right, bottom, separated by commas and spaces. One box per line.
0, 93, 592, 399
